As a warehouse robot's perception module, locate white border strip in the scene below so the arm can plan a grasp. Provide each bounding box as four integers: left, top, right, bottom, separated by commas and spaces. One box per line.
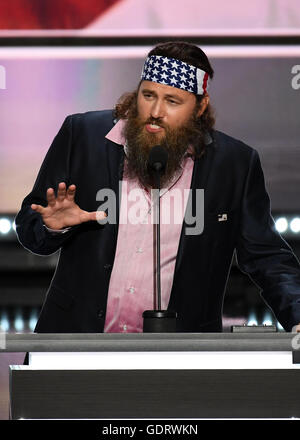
1, 28, 300, 37
1, 45, 300, 59
28, 351, 298, 370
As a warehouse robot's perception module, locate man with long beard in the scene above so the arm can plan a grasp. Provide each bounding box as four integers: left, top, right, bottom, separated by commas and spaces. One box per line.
121, 81, 207, 190
15, 41, 300, 334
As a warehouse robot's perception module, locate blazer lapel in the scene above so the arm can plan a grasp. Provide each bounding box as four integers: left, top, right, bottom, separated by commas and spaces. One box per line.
104, 138, 125, 240
173, 134, 216, 273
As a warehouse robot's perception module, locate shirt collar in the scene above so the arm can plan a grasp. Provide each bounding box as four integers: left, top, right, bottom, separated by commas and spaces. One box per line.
105, 119, 126, 146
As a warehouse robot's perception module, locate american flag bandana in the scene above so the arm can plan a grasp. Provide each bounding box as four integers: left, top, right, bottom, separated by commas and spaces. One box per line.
141, 55, 209, 95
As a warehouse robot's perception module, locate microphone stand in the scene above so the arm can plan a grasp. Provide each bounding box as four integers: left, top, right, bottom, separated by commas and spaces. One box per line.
143, 164, 177, 333
155, 172, 161, 311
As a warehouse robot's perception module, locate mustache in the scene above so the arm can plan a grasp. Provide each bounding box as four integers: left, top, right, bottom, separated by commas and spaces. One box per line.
144, 117, 166, 129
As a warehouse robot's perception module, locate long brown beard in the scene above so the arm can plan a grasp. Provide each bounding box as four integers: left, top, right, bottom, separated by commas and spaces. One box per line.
123, 105, 205, 189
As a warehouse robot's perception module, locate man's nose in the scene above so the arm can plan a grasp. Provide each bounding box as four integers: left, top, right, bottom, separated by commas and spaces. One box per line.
150, 100, 165, 119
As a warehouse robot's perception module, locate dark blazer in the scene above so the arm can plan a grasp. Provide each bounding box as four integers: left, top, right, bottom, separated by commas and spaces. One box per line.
15, 110, 300, 332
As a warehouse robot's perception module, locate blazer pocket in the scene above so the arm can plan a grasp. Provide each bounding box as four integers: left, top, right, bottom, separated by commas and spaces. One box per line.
47, 284, 75, 311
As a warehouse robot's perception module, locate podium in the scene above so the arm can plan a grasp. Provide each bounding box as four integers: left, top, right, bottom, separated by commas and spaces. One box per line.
2, 332, 300, 419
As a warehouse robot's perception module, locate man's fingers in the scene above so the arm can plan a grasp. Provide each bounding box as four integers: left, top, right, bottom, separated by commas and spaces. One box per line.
79, 210, 107, 223
66, 184, 76, 201
46, 183, 75, 205
46, 188, 56, 207
95, 211, 107, 222
31, 203, 44, 214
57, 182, 67, 201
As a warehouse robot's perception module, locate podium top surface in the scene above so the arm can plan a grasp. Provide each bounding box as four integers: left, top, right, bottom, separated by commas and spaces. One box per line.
0, 332, 299, 352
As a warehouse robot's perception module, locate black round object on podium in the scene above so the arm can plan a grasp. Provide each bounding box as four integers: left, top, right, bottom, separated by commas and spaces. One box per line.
142, 310, 177, 332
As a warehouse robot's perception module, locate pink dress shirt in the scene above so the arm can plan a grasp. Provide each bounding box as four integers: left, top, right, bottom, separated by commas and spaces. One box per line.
103, 120, 194, 333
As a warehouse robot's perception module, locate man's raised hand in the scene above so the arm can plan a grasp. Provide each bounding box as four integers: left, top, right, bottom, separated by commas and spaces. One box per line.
31, 182, 106, 230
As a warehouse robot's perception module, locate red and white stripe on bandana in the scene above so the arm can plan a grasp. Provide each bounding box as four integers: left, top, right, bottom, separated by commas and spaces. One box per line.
141, 55, 209, 95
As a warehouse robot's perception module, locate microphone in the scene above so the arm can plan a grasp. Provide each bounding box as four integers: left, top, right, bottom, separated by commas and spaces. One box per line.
142, 145, 177, 333
148, 145, 168, 174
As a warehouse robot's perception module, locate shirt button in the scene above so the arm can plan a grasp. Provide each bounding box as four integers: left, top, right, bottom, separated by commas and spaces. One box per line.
136, 247, 143, 253
97, 310, 104, 318
129, 287, 135, 293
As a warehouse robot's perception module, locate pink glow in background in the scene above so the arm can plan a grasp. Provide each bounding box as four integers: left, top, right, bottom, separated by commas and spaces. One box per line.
0, 57, 143, 212
1, 53, 300, 213
0, 0, 300, 214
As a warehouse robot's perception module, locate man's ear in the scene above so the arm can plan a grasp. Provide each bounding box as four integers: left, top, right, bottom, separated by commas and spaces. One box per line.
196, 93, 210, 117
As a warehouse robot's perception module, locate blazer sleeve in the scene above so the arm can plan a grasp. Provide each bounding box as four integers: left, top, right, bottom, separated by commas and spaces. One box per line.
235, 148, 300, 331
15, 115, 80, 256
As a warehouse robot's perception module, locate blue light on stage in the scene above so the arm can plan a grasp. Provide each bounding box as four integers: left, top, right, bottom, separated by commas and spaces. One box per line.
277, 322, 284, 331
274, 215, 300, 236
262, 311, 273, 326
275, 217, 288, 233
290, 218, 300, 233
247, 312, 258, 326
29, 309, 38, 332
14, 309, 24, 332
0, 312, 10, 332
0, 218, 11, 234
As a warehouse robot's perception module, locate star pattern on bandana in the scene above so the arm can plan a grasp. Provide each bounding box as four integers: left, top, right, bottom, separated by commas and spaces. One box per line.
141, 55, 203, 94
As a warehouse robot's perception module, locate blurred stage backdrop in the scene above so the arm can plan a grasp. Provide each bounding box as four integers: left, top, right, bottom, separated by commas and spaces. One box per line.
0, 0, 300, 373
